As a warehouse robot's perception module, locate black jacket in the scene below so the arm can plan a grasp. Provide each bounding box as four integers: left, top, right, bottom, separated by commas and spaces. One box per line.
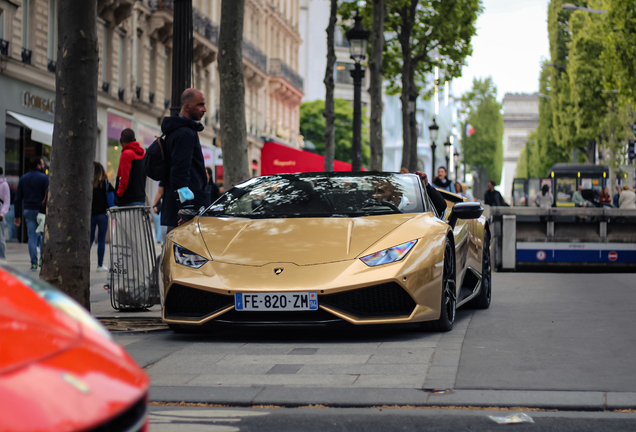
432, 177, 453, 192
160, 115, 209, 226
92, 181, 115, 216
484, 189, 507, 207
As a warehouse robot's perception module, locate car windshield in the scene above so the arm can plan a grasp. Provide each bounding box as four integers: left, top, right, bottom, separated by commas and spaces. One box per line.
203, 172, 426, 218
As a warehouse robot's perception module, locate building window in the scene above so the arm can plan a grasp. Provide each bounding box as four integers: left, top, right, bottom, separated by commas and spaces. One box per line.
22, 0, 29, 48
118, 33, 126, 96
335, 27, 349, 48
149, 39, 157, 95
48, 0, 57, 61
335, 62, 355, 85
102, 25, 110, 88
0, 9, 5, 40
164, 47, 171, 107
136, 30, 144, 98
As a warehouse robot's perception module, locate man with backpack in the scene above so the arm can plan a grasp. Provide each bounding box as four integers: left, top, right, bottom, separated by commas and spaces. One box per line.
157, 88, 209, 232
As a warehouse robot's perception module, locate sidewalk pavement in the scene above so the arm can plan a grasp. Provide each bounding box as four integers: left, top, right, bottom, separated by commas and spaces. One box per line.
4, 241, 162, 319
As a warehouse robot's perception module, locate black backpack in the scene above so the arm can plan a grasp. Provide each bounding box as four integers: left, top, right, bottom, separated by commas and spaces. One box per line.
143, 134, 170, 181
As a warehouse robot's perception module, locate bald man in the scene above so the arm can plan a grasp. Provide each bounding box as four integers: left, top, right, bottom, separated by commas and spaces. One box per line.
160, 88, 209, 230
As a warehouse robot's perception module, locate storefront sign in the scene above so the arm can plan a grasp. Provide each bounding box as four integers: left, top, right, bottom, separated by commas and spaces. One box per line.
22, 91, 55, 115
107, 113, 132, 141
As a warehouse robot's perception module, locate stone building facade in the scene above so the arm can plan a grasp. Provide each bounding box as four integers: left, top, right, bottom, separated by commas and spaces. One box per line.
501, 93, 539, 202
0, 0, 304, 191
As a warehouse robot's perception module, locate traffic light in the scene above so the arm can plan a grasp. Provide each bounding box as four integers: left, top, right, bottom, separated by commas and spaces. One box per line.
629, 139, 636, 161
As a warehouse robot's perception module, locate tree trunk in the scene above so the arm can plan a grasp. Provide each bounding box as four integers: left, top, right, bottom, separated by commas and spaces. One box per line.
368, 0, 385, 171
40, 0, 98, 310
398, 3, 415, 171
408, 70, 418, 173
219, 0, 249, 188
323, 0, 337, 172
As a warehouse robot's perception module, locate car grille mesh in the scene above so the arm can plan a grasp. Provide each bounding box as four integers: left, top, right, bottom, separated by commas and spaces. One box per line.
165, 284, 234, 318
320, 283, 416, 318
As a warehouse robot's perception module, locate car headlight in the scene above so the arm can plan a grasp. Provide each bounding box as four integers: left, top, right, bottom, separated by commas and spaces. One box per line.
15, 273, 112, 340
359, 240, 418, 267
174, 244, 208, 269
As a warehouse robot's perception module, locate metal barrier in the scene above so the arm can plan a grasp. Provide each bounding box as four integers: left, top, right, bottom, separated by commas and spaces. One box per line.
489, 206, 636, 271
106, 206, 160, 310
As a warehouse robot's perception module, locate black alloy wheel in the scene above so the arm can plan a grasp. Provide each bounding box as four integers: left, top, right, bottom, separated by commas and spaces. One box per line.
422, 238, 456, 332
468, 230, 492, 309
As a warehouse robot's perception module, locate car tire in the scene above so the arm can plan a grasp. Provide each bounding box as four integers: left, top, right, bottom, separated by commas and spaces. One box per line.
421, 238, 456, 332
467, 230, 492, 309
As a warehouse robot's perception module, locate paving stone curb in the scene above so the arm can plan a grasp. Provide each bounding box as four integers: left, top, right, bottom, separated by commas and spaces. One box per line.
148, 386, 636, 410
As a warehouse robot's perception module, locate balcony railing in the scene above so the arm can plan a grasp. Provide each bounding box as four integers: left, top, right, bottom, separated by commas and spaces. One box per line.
269, 58, 304, 92
118, 88, 125, 102
0, 39, 9, 56
21, 48, 32, 65
47, 59, 56, 73
149, 1, 219, 46
242, 40, 267, 72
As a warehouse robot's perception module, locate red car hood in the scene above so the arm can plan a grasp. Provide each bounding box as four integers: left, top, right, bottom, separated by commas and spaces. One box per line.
0, 276, 80, 375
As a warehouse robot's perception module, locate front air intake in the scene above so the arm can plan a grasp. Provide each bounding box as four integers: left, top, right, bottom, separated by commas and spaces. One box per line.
165, 284, 234, 319
320, 283, 416, 318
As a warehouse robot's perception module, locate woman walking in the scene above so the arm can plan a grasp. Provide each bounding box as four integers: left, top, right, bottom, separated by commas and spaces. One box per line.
91, 162, 114, 271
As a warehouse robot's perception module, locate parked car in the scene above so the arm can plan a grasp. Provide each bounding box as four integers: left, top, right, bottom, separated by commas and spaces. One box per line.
0, 265, 149, 432
161, 172, 491, 333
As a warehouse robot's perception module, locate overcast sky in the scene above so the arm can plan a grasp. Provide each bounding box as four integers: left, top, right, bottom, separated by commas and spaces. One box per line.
452, 0, 551, 101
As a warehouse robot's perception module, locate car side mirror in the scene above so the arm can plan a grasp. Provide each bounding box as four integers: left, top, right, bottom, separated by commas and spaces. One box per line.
448, 202, 483, 229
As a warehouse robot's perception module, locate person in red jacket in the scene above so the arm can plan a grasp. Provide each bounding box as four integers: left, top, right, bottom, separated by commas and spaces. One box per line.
115, 129, 146, 206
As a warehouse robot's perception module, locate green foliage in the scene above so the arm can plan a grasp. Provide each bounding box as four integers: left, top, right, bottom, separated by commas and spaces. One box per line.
535, 63, 570, 176
461, 77, 504, 184
299, 99, 370, 165
338, 0, 482, 96
601, 0, 636, 104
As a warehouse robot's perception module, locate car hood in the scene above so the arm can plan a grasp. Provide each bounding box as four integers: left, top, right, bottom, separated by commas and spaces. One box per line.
0, 282, 80, 375
196, 214, 416, 266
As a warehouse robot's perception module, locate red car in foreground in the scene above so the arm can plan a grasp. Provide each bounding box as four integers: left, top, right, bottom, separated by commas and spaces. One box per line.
0, 265, 149, 432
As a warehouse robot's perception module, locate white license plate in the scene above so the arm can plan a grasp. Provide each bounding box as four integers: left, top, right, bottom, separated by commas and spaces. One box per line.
235, 292, 318, 311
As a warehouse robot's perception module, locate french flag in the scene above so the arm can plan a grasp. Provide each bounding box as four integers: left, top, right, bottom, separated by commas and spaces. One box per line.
465, 123, 475, 137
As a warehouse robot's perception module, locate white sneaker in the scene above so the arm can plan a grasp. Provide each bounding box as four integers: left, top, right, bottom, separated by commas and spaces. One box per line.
96, 265, 109, 272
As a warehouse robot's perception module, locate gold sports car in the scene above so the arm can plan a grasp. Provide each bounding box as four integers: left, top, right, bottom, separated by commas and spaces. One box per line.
160, 172, 491, 332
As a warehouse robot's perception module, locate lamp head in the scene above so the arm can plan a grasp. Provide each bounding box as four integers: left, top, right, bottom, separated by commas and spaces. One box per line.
428, 117, 439, 142
346, 13, 370, 64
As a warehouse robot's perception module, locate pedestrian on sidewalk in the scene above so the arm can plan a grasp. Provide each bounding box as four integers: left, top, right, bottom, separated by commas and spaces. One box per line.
14, 157, 49, 271
484, 181, 508, 207
534, 184, 553, 208
91, 162, 114, 272
115, 128, 146, 207
152, 183, 166, 243
432, 166, 453, 192
0, 167, 10, 259
160, 88, 210, 232
619, 185, 636, 209
205, 166, 221, 204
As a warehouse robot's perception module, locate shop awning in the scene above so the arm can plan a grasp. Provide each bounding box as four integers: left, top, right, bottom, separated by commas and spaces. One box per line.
7, 111, 54, 146
261, 141, 356, 175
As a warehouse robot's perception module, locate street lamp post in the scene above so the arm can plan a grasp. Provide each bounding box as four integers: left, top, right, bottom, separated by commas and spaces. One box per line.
444, 137, 452, 174
453, 150, 460, 182
428, 118, 439, 177
170, 0, 193, 116
346, 13, 370, 172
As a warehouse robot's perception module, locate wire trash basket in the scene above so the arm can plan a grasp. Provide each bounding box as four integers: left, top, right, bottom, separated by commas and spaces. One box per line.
106, 206, 160, 310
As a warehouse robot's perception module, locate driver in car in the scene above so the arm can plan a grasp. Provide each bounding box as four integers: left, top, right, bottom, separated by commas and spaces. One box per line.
373, 181, 410, 210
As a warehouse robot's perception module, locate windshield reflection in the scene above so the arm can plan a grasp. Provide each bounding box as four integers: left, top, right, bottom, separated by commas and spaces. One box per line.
204, 173, 424, 219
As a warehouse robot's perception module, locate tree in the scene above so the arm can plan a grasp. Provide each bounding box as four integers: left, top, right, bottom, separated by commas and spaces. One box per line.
300, 99, 370, 165
340, 0, 481, 172
323, 0, 338, 171
368, 0, 385, 171
218, 0, 249, 188
602, 0, 636, 104
534, 63, 569, 177
40, 0, 99, 309
460, 77, 503, 196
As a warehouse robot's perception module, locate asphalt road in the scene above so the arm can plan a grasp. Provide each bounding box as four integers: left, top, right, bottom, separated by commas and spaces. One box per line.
147, 407, 636, 432
111, 271, 636, 410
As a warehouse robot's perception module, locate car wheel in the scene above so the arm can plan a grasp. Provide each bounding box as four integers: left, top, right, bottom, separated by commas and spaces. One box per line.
467, 230, 492, 309
421, 238, 456, 332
